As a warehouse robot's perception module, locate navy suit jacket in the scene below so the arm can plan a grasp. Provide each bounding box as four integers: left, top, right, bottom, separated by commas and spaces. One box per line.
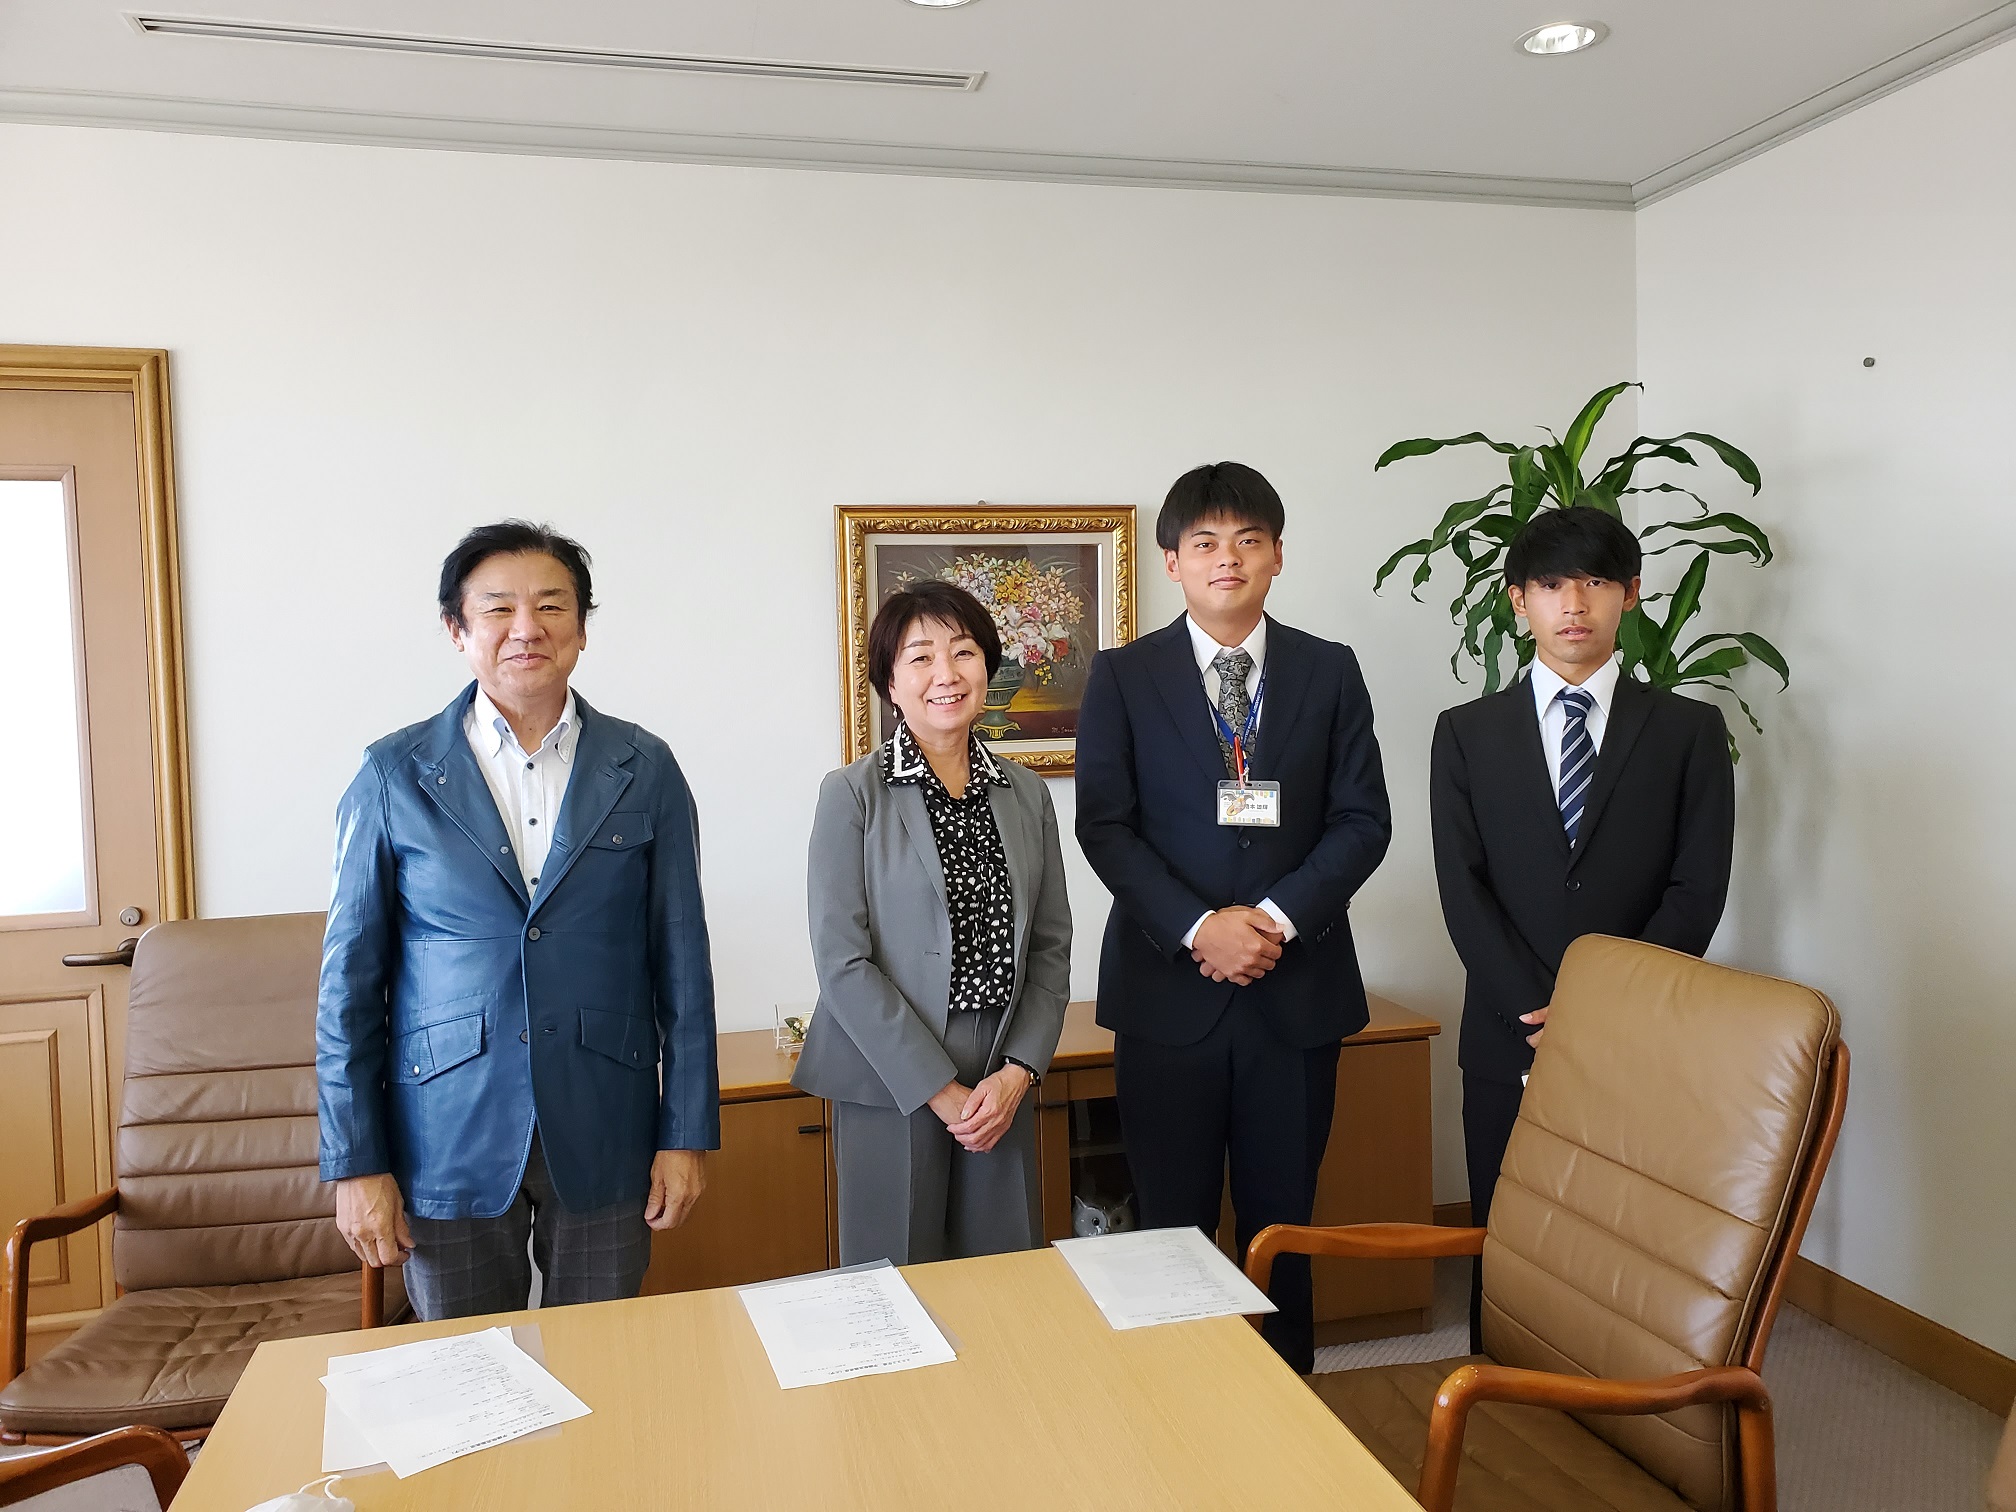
1075, 614, 1392, 1049
316, 684, 720, 1220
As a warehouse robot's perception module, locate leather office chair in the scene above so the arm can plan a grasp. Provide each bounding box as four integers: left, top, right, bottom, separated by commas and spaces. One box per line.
0, 1425, 188, 1508
1249, 935, 1848, 1512
0, 913, 401, 1445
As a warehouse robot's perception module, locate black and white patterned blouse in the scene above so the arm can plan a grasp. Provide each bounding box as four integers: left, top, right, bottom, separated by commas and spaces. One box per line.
884, 723, 1015, 1015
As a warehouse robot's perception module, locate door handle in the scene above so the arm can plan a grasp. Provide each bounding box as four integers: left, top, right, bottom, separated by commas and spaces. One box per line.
797, 1123, 824, 1136
62, 937, 138, 968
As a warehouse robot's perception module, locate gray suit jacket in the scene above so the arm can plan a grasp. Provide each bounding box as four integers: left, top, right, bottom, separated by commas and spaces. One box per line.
793, 745, 1073, 1114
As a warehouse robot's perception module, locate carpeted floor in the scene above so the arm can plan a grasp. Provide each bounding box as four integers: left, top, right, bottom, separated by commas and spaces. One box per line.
8, 1261, 2007, 1509
1314, 1258, 2005, 1512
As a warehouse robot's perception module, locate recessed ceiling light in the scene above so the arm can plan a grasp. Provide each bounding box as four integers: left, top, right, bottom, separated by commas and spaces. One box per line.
907, 0, 978, 7
1517, 21, 1609, 55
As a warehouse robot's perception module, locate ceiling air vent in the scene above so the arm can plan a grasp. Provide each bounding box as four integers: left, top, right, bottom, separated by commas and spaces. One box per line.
127, 14, 986, 91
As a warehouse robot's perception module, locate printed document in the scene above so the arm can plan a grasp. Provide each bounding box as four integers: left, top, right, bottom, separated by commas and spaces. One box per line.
1054, 1225, 1280, 1330
318, 1326, 589, 1478
739, 1263, 957, 1389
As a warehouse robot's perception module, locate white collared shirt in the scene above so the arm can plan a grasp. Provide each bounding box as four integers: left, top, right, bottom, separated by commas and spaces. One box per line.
1180, 614, 1295, 946
464, 688, 580, 891
1529, 656, 1622, 799
1186, 614, 1268, 736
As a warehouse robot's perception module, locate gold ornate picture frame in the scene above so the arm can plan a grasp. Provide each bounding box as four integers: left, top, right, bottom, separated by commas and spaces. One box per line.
836, 505, 1137, 775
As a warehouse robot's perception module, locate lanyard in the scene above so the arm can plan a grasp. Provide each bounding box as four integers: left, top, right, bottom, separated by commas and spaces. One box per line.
1208, 665, 1267, 786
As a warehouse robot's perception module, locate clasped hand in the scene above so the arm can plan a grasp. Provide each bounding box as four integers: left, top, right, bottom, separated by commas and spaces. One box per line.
929, 1064, 1032, 1153
1190, 906, 1284, 985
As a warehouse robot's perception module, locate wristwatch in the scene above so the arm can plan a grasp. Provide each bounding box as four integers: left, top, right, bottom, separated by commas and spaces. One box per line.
1003, 1055, 1040, 1088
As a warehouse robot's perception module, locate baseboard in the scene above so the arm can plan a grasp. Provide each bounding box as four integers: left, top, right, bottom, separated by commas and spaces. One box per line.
1433, 1201, 1473, 1227
1786, 1257, 2016, 1417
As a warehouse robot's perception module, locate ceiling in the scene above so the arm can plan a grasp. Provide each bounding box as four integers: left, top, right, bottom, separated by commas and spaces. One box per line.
3, 1, 2012, 208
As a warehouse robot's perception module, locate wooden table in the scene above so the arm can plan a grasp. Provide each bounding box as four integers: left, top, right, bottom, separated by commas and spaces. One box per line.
170, 1249, 1421, 1511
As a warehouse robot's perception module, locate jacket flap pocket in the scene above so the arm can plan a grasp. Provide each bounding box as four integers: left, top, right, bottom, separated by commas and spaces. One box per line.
585, 812, 653, 851
393, 1013, 485, 1085
579, 1008, 656, 1070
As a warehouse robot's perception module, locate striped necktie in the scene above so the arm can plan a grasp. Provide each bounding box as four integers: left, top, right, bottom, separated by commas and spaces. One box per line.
1556, 687, 1597, 846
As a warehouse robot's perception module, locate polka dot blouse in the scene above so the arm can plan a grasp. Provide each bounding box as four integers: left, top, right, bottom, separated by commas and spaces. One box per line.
884, 724, 1016, 1015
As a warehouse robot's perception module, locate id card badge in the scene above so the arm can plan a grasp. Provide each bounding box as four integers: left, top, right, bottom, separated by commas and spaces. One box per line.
1216, 780, 1281, 827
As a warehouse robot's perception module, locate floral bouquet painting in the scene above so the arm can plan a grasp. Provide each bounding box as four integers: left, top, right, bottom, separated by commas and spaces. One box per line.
837, 507, 1136, 775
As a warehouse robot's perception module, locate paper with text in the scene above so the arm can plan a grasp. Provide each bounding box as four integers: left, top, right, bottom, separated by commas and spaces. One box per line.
1054, 1225, 1279, 1330
739, 1263, 957, 1389
318, 1327, 589, 1478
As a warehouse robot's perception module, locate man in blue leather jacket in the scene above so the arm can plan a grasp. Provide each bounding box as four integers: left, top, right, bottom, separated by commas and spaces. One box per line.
316, 521, 719, 1319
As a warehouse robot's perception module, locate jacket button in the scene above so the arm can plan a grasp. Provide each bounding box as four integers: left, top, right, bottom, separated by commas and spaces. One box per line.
519, 1029, 530, 1043
527, 926, 541, 940
1238, 835, 1251, 850
610, 835, 623, 846
436, 775, 446, 785
411, 1064, 422, 1074
1565, 879, 1581, 892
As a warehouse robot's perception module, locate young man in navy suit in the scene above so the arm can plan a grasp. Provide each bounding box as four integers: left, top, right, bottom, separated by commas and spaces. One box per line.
1431, 506, 1734, 1349
1076, 463, 1391, 1374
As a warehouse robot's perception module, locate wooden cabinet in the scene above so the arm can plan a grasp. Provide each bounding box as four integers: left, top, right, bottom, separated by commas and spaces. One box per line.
650, 996, 1440, 1348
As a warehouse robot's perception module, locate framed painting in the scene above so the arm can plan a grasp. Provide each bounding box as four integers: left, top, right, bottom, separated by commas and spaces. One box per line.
836, 505, 1137, 775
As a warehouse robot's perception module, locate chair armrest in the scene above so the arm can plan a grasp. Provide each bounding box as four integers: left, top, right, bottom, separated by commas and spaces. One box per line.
0, 1423, 189, 1506
1418, 1362, 1775, 1512
1244, 1222, 1486, 1294
3, 1188, 119, 1387
362, 1263, 386, 1329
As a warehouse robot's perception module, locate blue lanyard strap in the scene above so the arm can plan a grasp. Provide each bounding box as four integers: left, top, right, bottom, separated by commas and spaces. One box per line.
1208, 665, 1266, 783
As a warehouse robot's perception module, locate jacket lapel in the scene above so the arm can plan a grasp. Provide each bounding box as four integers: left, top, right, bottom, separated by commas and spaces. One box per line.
1248, 617, 1310, 781
1569, 674, 1652, 868
987, 774, 1035, 962
528, 695, 637, 915
1144, 615, 1234, 783
1504, 678, 1571, 862
892, 781, 948, 909
417, 685, 530, 906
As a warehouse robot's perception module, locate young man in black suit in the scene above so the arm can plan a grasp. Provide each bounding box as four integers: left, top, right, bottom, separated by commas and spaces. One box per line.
1076, 462, 1391, 1374
1431, 506, 1734, 1347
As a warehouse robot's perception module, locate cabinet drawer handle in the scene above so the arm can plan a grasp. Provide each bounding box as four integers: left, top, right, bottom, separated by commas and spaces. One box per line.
797, 1123, 824, 1136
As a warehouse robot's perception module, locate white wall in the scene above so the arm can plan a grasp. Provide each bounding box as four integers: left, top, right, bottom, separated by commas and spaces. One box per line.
1638, 40, 2016, 1354
1, 122, 1638, 1203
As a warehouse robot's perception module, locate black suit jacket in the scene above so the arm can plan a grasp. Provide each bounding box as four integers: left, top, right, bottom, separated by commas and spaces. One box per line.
1430, 674, 1735, 1085
1076, 614, 1392, 1049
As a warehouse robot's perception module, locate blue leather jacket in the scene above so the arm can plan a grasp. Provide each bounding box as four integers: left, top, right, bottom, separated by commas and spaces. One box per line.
316, 685, 719, 1220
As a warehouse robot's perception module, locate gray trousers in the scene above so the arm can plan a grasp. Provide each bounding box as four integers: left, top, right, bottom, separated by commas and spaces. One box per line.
403, 1132, 652, 1321
832, 1006, 1043, 1265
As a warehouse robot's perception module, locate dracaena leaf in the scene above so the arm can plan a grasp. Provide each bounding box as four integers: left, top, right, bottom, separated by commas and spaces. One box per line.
1375, 432, 1519, 469
1373, 537, 1433, 594
1641, 511, 1775, 564
1562, 382, 1639, 471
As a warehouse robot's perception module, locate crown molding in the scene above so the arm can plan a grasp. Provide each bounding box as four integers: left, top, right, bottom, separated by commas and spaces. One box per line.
1633, 1, 2016, 205
0, 87, 1636, 210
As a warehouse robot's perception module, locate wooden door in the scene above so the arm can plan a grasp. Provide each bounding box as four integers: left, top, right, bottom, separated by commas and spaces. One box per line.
0, 348, 190, 1336
640, 1097, 832, 1294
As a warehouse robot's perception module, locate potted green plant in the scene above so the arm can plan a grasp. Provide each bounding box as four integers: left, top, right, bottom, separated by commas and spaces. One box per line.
1373, 381, 1788, 754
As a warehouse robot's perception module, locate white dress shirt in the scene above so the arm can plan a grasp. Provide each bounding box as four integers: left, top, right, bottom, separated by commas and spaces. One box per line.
464, 688, 580, 891
1529, 656, 1621, 799
1180, 615, 1297, 947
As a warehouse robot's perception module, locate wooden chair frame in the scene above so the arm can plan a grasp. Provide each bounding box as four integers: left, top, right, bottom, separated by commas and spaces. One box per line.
0, 1423, 190, 1508
2, 1189, 387, 1446
1247, 1042, 1849, 1512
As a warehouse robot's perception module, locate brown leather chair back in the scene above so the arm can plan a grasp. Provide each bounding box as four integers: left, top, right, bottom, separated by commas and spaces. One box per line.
1483, 936, 1841, 1512
113, 912, 357, 1290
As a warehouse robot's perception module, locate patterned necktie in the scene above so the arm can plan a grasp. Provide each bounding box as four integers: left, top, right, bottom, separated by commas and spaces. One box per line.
1212, 648, 1254, 777
1556, 687, 1596, 846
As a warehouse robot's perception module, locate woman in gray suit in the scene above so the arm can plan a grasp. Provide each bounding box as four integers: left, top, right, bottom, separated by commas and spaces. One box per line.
795, 579, 1072, 1265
